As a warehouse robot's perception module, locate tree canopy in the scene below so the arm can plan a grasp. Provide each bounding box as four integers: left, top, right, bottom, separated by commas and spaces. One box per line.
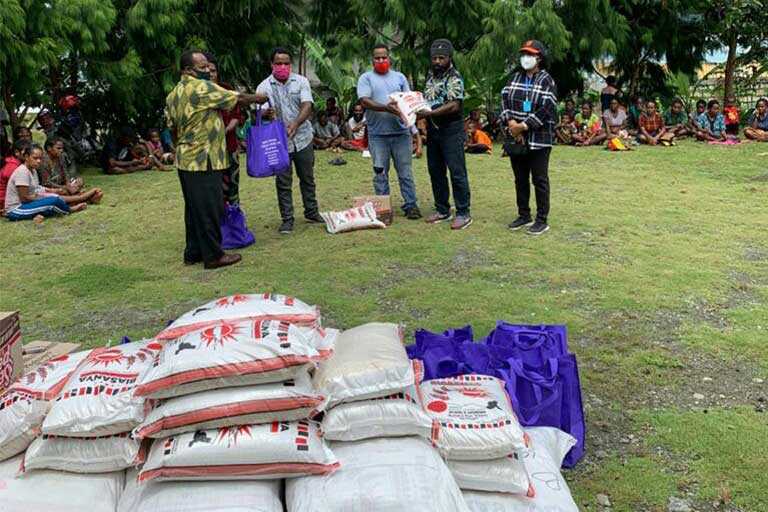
1, 0, 764, 133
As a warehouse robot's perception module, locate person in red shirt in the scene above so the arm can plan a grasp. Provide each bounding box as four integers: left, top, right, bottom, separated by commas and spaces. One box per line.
0, 139, 30, 213
207, 55, 245, 205
723, 95, 740, 136
638, 100, 671, 145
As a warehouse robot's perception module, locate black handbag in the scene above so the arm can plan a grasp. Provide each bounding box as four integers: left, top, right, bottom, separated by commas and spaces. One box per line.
503, 131, 529, 156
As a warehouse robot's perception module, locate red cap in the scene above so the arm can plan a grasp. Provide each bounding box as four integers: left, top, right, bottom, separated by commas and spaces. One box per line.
520, 40, 544, 55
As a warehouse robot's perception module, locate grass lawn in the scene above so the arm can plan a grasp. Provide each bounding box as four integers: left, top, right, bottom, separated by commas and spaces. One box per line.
2, 139, 767, 510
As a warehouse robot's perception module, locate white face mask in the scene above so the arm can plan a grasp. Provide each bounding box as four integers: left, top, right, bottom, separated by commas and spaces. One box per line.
520, 55, 538, 70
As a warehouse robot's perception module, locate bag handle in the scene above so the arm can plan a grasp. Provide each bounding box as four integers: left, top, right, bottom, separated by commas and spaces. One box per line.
498, 367, 562, 425
256, 106, 263, 125
507, 357, 559, 388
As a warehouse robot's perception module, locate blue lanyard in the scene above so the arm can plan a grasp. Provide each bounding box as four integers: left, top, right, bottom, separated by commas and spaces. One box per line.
522, 75, 534, 101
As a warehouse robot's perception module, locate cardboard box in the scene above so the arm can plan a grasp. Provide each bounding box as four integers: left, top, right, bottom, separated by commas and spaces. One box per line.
22, 341, 82, 370
0, 311, 23, 392
353, 195, 393, 225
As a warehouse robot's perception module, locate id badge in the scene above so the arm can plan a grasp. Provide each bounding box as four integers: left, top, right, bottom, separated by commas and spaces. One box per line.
523, 100, 532, 113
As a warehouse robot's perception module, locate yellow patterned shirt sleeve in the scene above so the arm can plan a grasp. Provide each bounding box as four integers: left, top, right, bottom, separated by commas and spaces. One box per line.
165, 75, 239, 171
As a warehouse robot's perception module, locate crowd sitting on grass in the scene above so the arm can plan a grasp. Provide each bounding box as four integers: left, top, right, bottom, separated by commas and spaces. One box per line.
553, 95, 768, 147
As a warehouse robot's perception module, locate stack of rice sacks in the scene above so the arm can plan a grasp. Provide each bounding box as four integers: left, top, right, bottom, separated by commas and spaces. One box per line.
286, 322, 470, 512
119, 293, 339, 511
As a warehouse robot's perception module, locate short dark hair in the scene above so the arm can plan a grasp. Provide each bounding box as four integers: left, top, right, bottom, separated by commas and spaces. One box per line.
646, 99, 656, 107
148, 128, 160, 136
12, 125, 30, 139
696, 99, 707, 108
707, 99, 720, 109
756, 97, 767, 107
12, 139, 30, 154
671, 98, 683, 106
21, 143, 42, 157
373, 44, 389, 54
581, 100, 593, 109
203, 52, 217, 66
44, 136, 64, 150
270, 47, 292, 63
606, 75, 617, 86
180, 49, 200, 70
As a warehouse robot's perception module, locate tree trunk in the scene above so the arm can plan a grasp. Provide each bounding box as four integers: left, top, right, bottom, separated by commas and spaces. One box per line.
723, 32, 737, 104
2, 83, 17, 132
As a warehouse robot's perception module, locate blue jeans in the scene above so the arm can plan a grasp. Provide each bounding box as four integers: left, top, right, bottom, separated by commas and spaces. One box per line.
368, 133, 418, 211
6, 196, 70, 221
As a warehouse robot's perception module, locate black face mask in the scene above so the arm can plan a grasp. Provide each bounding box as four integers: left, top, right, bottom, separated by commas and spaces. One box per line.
353, 113, 364, 121
190, 68, 211, 81
432, 63, 449, 76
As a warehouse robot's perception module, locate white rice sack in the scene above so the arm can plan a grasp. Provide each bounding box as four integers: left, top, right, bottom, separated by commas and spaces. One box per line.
119, 469, 282, 512
135, 320, 336, 399
313, 322, 418, 407
0, 454, 124, 512
0, 350, 90, 461
22, 432, 146, 473
462, 427, 579, 512
139, 420, 338, 482
320, 202, 386, 234
389, 91, 432, 128
321, 384, 433, 441
156, 293, 321, 341
43, 340, 162, 437
422, 374, 528, 460
286, 437, 469, 512
135, 368, 325, 439
447, 454, 533, 496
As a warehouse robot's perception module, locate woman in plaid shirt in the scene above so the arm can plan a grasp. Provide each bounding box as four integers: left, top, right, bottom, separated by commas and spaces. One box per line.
500, 40, 557, 236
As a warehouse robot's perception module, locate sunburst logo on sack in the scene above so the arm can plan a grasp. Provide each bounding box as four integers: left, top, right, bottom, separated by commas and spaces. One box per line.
216, 425, 252, 447
200, 322, 240, 348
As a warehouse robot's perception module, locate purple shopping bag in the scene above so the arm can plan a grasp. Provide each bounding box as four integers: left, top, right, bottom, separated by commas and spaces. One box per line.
410, 328, 470, 380
221, 203, 255, 249
246, 109, 290, 178
497, 354, 585, 468
486, 323, 569, 367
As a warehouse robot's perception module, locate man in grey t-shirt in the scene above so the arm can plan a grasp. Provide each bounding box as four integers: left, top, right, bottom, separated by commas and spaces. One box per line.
357, 44, 421, 219
256, 47, 323, 234
312, 111, 342, 150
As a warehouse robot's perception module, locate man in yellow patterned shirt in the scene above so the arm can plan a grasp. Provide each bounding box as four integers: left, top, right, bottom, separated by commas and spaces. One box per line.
166, 50, 266, 269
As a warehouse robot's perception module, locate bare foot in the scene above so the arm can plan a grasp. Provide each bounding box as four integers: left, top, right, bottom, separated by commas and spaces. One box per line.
33, 214, 45, 224
89, 189, 104, 204
70, 203, 87, 213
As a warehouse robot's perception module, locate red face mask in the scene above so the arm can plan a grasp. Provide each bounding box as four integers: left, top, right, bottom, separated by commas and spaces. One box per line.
373, 58, 390, 75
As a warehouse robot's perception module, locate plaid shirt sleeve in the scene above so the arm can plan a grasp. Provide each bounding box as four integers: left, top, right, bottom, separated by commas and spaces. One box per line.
500, 71, 558, 148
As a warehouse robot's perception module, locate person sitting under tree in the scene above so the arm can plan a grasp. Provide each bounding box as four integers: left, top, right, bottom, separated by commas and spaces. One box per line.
325, 97, 344, 129
465, 121, 492, 154
38, 137, 103, 203
555, 112, 576, 145
744, 98, 768, 142
696, 100, 727, 142
483, 111, 501, 141
13, 126, 32, 143
638, 100, 673, 146
602, 98, 628, 140
723, 95, 741, 136
690, 99, 707, 132
627, 96, 645, 135
664, 98, 692, 139
341, 103, 368, 151
101, 127, 153, 174
572, 101, 606, 146
143, 128, 175, 166
3, 144, 90, 221
313, 111, 343, 151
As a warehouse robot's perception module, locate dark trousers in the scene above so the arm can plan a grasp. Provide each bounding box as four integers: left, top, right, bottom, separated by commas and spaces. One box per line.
276, 144, 319, 222
510, 147, 551, 223
223, 151, 240, 205
178, 169, 225, 264
426, 120, 471, 217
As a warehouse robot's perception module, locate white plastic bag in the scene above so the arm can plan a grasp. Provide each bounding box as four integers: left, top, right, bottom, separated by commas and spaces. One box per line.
135, 320, 336, 399
447, 454, 533, 496
286, 437, 470, 512
422, 374, 527, 460
135, 369, 325, 439
0, 455, 124, 512
389, 91, 431, 128
321, 384, 433, 441
140, 420, 338, 482
119, 469, 282, 512
462, 427, 579, 512
313, 322, 417, 407
320, 202, 386, 234
43, 340, 161, 437
0, 350, 90, 461
156, 293, 321, 341
22, 432, 146, 473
